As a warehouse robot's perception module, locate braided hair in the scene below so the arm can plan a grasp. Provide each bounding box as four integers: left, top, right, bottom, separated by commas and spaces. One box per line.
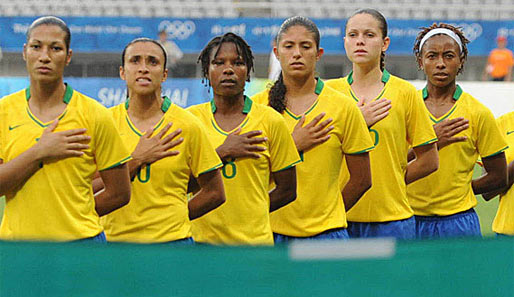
197, 32, 254, 87
268, 16, 321, 113
413, 23, 469, 74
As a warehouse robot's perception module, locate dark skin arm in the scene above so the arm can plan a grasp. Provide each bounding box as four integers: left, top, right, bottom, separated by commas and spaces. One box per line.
94, 163, 131, 216
473, 152, 507, 196
408, 117, 469, 161
269, 167, 297, 212
216, 128, 267, 162
188, 169, 225, 220
405, 143, 439, 185
343, 152, 371, 211
482, 159, 514, 201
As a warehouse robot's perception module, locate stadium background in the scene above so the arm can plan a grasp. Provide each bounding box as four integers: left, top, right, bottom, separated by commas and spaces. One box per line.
0, 2, 513, 296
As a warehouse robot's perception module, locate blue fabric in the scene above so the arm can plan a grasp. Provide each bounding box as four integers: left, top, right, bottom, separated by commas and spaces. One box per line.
75, 232, 107, 243
273, 228, 349, 244
162, 237, 195, 245
347, 217, 416, 240
496, 233, 513, 237
415, 208, 481, 239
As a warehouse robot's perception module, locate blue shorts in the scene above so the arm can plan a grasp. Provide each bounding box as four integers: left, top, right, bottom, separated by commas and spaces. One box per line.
496, 233, 513, 238
347, 216, 416, 240
75, 232, 107, 243
162, 237, 195, 245
273, 228, 349, 244
415, 208, 481, 239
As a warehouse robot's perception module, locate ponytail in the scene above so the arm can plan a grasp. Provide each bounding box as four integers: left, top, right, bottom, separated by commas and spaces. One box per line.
268, 72, 287, 113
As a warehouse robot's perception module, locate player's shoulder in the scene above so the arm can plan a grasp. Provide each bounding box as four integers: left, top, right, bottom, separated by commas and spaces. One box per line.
0, 89, 26, 110
324, 77, 348, 90
497, 111, 514, 126
251, 89, 271, 105
186, 101, 210, 118
387, 73, 417, 94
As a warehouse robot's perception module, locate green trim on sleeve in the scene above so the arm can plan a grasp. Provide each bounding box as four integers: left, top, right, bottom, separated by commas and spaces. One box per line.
483, 146, 509, 158
273, 159, 302, 173
198, 162, 224, 176
99, 155, 132, 171
413, 137, 438, 148
347, 145, 375, 155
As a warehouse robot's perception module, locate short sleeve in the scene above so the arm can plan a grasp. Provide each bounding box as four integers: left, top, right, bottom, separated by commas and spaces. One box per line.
340, 100, 375, 155
93, 104, 131, 171
187, 116, 223, 178
477, 107, 508, 158
406, 88, 438, 147
267, 110, 301, 172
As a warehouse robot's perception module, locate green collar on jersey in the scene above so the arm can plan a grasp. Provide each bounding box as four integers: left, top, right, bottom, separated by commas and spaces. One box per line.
25, 83, 73, 104
314, 78, 324, 95
210, 95, 253, 114
124, 96, 172, 113
347, 69, 391, 85
422, 84, 463, 101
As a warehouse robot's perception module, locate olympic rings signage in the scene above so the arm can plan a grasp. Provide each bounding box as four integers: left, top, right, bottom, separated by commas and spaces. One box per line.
158, 20, 196, 40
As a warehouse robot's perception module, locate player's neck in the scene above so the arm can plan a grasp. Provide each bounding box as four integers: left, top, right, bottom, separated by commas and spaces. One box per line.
128, 92, 163, 120
213, 93, 245, 115
426, 82, 457, 104
28, 78, 66, 108
351, 64, 383, 88
282, 73, 317, 99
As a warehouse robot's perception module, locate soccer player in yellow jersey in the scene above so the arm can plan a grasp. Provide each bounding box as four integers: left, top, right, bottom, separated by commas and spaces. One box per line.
0, 16, 131, 242
188, 33, 300, 245
252, 16, 373, 242
408, 23, 508, 238
97, 38, 226, 244
325, 9, 439, 239
483, 112, 514, 236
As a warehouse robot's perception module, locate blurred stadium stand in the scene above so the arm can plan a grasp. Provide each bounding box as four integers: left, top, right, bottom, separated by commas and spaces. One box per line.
0, 0, 513, 80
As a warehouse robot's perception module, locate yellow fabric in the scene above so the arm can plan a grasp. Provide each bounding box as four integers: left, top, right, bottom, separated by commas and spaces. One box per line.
408, 89, 508, 216
493, 111, 514, 235
101, 102, 222, 243
0, 87, 130, 241
252, 82, 374, 237
326, 73, 437, 222
188, 98, 300, 245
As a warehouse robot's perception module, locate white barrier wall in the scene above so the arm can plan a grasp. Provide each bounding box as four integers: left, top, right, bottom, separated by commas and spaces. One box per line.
410, 81, 514, 118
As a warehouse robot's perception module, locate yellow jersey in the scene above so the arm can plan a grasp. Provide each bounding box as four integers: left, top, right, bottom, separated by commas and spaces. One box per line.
0, 85, 130, 241
252, 79, 374, 236
493, 111, 514, 234
408, 86, 508, 216
101, 97, 223, 243
188, 96, 301, 245
326, 70, 437, 222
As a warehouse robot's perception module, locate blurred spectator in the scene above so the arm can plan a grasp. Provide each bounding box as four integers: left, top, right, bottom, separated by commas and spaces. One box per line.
158, 30, 184, 76
268, 37, 281, 81
483, 35, 513, 81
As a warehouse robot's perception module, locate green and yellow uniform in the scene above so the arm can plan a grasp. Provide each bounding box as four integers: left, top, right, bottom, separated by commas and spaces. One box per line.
0, 85, 130, 241
492, 111, 514, 235
252, 79, 374, 237
326, 70, 437, 223
101, 97, 222, 243
408, 86, 508, 216
188, 97, 300, 245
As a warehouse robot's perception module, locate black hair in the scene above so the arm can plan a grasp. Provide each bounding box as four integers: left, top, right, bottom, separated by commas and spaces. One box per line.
346, 9, 388, 71
26, 16, 71, 52
197, 32, 254, 86
121, 37, 168, 70
269, 16, 321, 113
413, 23, 469, 75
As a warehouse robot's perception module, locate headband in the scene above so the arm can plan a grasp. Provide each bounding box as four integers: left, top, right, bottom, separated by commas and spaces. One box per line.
419, 28, 463, 52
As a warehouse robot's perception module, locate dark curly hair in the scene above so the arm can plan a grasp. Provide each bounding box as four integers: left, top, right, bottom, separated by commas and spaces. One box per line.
413, 23, 469, 74
197, 32, 254, 87
268, 16, 320, 113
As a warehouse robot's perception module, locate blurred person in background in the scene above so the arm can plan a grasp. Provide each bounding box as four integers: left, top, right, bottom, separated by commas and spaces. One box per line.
482, 35, 513, 82
158, 29, 184, 76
